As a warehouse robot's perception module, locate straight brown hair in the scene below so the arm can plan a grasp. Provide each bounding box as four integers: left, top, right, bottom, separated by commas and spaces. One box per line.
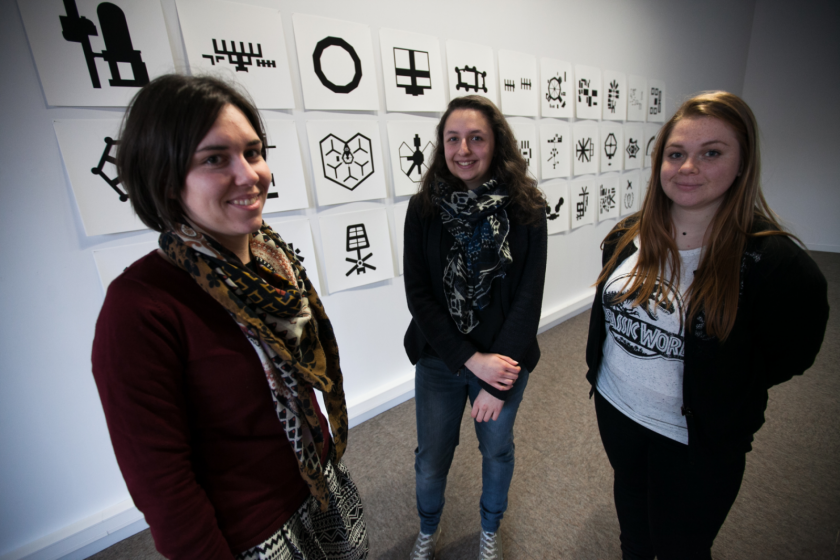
596, 91, 793, 340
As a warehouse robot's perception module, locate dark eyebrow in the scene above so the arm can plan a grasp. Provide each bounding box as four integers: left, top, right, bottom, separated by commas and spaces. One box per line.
667, 139, 731, 149
444, 129, 485, 136
195, 138, 262, 153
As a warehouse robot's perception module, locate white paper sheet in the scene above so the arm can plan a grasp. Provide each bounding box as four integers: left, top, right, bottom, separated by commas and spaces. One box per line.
644, 124, 660, 168
540, 58, 574, 119
510, 122, 539, 180
262, 120, 309, 214
540, 180, 570, 235
498, 50, 538, 117
446, 40, 497, 105
620, 171, 641, 217
574, 65, 602, 120
627, 75, 647, 122
600, 123, 624, 173
570, 177, 596, 229
596, 173, 620, 223
623, 124, 643, 170
573, 122, 599, 176
386, 119, 438, 197
540, 121, 572, 179
602, 70, 627, 121
392, 201, 409, 275
647, 79, 666, 123
379, 28, 447, 113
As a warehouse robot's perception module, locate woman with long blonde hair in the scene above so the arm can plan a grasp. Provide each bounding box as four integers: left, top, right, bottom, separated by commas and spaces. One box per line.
586, 91, 828, 559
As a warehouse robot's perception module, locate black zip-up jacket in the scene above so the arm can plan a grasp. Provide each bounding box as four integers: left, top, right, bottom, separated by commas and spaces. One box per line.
586, 217, 829, 458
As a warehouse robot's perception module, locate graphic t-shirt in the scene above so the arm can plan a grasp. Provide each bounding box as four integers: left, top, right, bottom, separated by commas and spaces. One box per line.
596, 239, 702, 444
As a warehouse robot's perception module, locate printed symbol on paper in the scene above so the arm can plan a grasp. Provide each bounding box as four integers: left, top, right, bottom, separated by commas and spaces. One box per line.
576, 137, 594, 163
624, 180, 634, 210
649, 87, 662, 116
546, 134, 563, 169
521, 78, 532, 90
319, 133, 374, 190
345, 224, 376, 276
263, 144, 279, 198
599, 185, 616, 214
626, 139, 640, 159
313, 37, 362, 94
646, 135, 656, 156
545, 196, 565, 221
576, 186, 589, 220
545, 72, 567, 109
394, 47, 431, 96
202, 40, 274, 72
91, 136, 127, 201
399, 134, 433, 183
287, 243, 305, 262
629, 88, 643, 111
59, 0, 149, 89
520, 140, 532, 167
607, 80, 620, 113
604, 133, 617, 166
454, 65, 487, 93
504, 79, 515, 92
578, 79, 598, 107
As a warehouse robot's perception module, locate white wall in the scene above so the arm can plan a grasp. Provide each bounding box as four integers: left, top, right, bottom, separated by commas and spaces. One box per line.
741, 0, 840, 252
0, 0, 758, 558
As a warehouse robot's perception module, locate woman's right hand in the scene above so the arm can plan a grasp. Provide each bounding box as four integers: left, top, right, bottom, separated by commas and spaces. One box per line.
465, 352, 520, 391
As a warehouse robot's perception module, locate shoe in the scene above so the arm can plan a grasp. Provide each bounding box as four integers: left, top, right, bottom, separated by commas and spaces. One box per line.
410, 526, 441, 560
479, 530, 502, 560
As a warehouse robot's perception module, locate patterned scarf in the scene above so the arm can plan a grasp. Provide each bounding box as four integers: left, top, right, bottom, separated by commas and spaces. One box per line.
159, 223, 347, 511
434, 178, 512, 334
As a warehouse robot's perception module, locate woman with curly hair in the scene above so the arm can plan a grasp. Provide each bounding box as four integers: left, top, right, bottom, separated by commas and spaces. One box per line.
587, 91, 829, 559
404, 95, 547, 560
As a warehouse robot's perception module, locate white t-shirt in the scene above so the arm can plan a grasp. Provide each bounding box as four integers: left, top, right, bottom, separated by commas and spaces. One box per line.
596, 238, 702, 444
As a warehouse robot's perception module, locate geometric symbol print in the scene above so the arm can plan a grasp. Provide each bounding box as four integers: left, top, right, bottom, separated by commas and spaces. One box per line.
623, 180, 634, 210
646, 135, 656, 156
599, 184, 616, 214
319, 133, 374, 190
504, 79, 515, 91
59, 0, 150, 89
576, 186, 589, 220
264, 144, 279, 198
604, 133, 617, 162
394, 47, 431, 96
607, 80, 620, 113
578, 78, 598, 107
521, 78, 532, 90
287, 243, 305, 262
649, 87, 662, 116
629, 88, 643, 110
313, 37, 362, 94
91, 136, 128, 201
399, 134, 433, 183
202, 39, 275, 72
546, 134, 563, 169
345, 223, 376, 276
576, 137, 594, 162
546, 72, 567, 108
545, 196, 565, 221
455, 65, 487, 93
520, 140, 532, 167
626, 138, 640, 159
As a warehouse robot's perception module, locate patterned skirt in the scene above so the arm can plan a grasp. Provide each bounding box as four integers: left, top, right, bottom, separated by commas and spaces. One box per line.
236, 458, 369, 560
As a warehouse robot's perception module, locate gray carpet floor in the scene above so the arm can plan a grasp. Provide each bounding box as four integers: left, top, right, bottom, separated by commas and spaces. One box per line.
89, 251, 839, 560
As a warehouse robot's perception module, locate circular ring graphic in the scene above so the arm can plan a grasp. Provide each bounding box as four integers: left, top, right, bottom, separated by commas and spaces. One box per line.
312, 37, 362, 94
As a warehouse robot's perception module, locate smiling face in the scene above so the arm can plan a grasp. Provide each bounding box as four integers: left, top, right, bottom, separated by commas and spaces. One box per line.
443, 108, 495, 190
660, 116, 742, 216
181, 104, 271, 259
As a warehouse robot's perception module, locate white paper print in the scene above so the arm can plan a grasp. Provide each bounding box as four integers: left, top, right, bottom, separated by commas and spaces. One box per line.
647, 79, 665, 123
446, 40, 497, 104
93, 239, 157, 293
379, 28, 446, 113
600, 123, 624, 173
261, 120, 309, 214
623, 124, 643, 171
175, 0, 294, 110
498, 50, 538, 117
318, 208, 395, 293
392, 201, 409, 275
511, 123, 539, 180
540, 120, 571, 179
574, 65, 602, 120
54, 119, 148, 236
602, 70, 627, 121
570, 177, 595, 230
540, 58, 573, 119
627, 75, 647, 122
306, 120, 387, 206
292, 14, 379, 111
387, 120, 437, 197
620, 171, 641, 217
18, 0, 174, 107
540, 180, 570, 235
573, 122, 599, 176
597, 174, 620, 223
644, 124, 660, 168
264, 218, 323, 295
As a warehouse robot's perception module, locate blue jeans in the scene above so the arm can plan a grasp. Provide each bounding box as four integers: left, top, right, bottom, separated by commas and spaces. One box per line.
414, 354, 529, 534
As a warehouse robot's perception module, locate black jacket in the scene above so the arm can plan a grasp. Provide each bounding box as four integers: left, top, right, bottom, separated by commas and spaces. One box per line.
586, 217, 829, 458
403, 195, 548, 400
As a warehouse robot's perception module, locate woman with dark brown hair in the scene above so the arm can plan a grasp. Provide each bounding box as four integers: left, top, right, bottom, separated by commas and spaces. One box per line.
586, 91, 829, 559
404, 95, 547, 560
92, 74, 368, 560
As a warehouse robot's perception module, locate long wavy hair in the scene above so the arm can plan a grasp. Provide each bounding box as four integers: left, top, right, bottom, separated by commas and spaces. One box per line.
596, 91, 792, 340
414, 95, 545, 225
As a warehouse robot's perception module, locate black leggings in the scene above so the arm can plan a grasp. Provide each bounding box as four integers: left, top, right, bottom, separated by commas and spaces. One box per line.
594, 391, 746, 560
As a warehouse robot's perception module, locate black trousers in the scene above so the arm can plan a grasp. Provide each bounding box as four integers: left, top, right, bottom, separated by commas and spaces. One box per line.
594, 390, 746, 560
